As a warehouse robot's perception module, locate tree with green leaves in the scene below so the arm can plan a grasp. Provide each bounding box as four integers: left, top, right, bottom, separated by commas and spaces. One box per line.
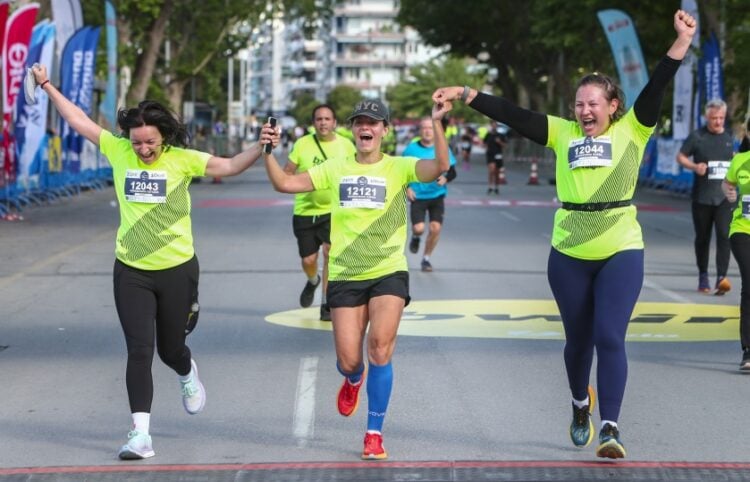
399, 0, 750, 124
386, 57, 489, 123
78, 0, 333, 115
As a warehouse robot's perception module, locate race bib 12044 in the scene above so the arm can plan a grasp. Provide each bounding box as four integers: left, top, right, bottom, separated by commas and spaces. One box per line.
567, 136, 612, 169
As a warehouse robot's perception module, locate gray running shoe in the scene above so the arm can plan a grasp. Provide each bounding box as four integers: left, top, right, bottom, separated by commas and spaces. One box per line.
118, 430, 155, 460
180, 359, 206, 414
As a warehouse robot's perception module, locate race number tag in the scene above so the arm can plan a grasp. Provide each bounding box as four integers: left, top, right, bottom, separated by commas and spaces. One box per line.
124, 170, 167, 203
339, 175, 386, 209
567, 136, 612, 169
707, 160, 730, 181
742, 195, 750, 219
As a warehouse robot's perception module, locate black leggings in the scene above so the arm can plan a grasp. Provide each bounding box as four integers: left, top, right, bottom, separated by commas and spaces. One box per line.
730, 233, 750, 349
113, 256, 200, 413
692, 200, 732, 277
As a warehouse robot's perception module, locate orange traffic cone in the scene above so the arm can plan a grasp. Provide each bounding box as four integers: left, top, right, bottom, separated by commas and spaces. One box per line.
497, 167, 507, 185
527, 159, 539, 185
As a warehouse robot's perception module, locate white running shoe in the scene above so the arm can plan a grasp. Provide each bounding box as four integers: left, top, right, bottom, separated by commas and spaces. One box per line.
117, 430, 155, 460
180, 358, 206, 414
23, 64, 39, 105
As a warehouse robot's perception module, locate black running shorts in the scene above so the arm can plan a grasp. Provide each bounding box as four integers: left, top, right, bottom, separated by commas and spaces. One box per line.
292, 213, 331, 258
327, 271, 410, 308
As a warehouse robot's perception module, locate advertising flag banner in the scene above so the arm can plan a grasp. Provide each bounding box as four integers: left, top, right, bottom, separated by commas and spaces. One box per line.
2, 3, 40, 185
58, 26, 100, 173
16, 21, 55, 185
672, 0, 700, 140
100, 0, 118, 131
596, 9, 649, 109
51, 0, 83, 62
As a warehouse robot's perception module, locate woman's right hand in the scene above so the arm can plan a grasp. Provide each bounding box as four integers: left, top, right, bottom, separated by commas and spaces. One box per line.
30, 63, 49, 85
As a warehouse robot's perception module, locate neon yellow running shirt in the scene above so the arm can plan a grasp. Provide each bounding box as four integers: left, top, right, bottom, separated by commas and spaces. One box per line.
307, 153, 419, 281
725, 151, 750, 237
546, 109, 653, 260
100, 130, 210, 270
288, 134, 356, 215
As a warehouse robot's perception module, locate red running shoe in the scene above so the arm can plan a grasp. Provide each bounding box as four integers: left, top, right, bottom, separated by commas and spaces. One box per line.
337, 377, 362, 417
715, 277, 731, 296
362, 432, 388, 460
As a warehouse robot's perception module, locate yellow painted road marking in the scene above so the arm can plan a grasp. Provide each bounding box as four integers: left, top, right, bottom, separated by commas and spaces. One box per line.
266, 299, 739, 342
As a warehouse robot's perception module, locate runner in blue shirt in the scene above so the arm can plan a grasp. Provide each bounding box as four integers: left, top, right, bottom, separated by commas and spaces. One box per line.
404, 117, 457, 271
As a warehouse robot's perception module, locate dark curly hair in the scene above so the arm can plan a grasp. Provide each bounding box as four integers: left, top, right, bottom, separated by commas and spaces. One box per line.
117, 100, 190, 150
574, 73, 627, 123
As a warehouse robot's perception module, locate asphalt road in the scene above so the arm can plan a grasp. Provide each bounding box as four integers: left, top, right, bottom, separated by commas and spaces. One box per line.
1, 149, 749, 481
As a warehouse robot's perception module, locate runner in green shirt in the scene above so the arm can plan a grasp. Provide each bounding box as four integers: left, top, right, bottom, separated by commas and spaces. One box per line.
284, 105, 356, 321
264, 98, 451, 460
29, 63, 279, 461
433, 9, 696, 460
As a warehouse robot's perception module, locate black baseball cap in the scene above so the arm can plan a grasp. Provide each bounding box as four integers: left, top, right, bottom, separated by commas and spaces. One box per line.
347, 99, 390, 123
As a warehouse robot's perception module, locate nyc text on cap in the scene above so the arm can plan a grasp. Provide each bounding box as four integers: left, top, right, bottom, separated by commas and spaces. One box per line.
348, 99, 389, 123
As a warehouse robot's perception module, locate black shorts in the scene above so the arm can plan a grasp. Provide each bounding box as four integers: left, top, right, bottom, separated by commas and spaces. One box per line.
327, 271, 410, 308
292, 213, 331, 257
410, 196, 445, 225
486, 153, 504, 167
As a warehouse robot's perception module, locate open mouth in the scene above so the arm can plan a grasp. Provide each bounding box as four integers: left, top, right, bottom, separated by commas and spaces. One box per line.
359, 133, 373, 141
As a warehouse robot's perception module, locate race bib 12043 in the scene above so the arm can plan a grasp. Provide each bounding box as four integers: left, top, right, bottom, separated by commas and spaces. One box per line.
124, 169, 167, 203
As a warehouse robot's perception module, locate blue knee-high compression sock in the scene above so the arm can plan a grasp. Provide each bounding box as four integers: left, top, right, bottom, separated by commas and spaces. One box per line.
366, 362, 393, 433
336, 360, 365, 385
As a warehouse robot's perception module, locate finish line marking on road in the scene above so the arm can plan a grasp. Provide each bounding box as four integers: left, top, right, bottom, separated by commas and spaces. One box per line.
266, 299, 739, 342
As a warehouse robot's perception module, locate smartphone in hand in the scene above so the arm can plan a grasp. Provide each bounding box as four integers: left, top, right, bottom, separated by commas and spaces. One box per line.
265, 116, 277, 154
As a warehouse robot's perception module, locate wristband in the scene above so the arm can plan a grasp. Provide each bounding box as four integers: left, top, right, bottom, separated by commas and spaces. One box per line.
460, 85, 470, 102
40, 80, 50, 89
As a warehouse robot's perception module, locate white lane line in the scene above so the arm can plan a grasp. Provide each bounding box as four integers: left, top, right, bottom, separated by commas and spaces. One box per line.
292, 356, 318, 446
643, 278, 692, 304
499, 211, 520, 222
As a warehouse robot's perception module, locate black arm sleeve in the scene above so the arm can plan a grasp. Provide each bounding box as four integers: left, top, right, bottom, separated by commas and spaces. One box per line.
632, 56, 682, 127
444, 165, 457, 182
468, 92, 548, 145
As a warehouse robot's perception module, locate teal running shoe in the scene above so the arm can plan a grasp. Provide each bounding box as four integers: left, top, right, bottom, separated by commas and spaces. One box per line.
596, 423, 626, 459
569, 385, 596, 447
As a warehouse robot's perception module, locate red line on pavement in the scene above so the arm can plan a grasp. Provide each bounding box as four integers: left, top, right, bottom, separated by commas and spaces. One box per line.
3, 460, 750, 475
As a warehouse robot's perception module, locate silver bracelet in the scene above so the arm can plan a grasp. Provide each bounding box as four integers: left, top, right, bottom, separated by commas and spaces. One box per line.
460, 85, 470, 102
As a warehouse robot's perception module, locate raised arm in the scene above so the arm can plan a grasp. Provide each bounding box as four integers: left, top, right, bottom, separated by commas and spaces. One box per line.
32, 64, 102, 145
666, 9, 697, 61
633, 10, 696, 126
432, 86, 547, 145
263, 149, 314, 193
204, 122, 280, 178
415, 101, 452, 183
